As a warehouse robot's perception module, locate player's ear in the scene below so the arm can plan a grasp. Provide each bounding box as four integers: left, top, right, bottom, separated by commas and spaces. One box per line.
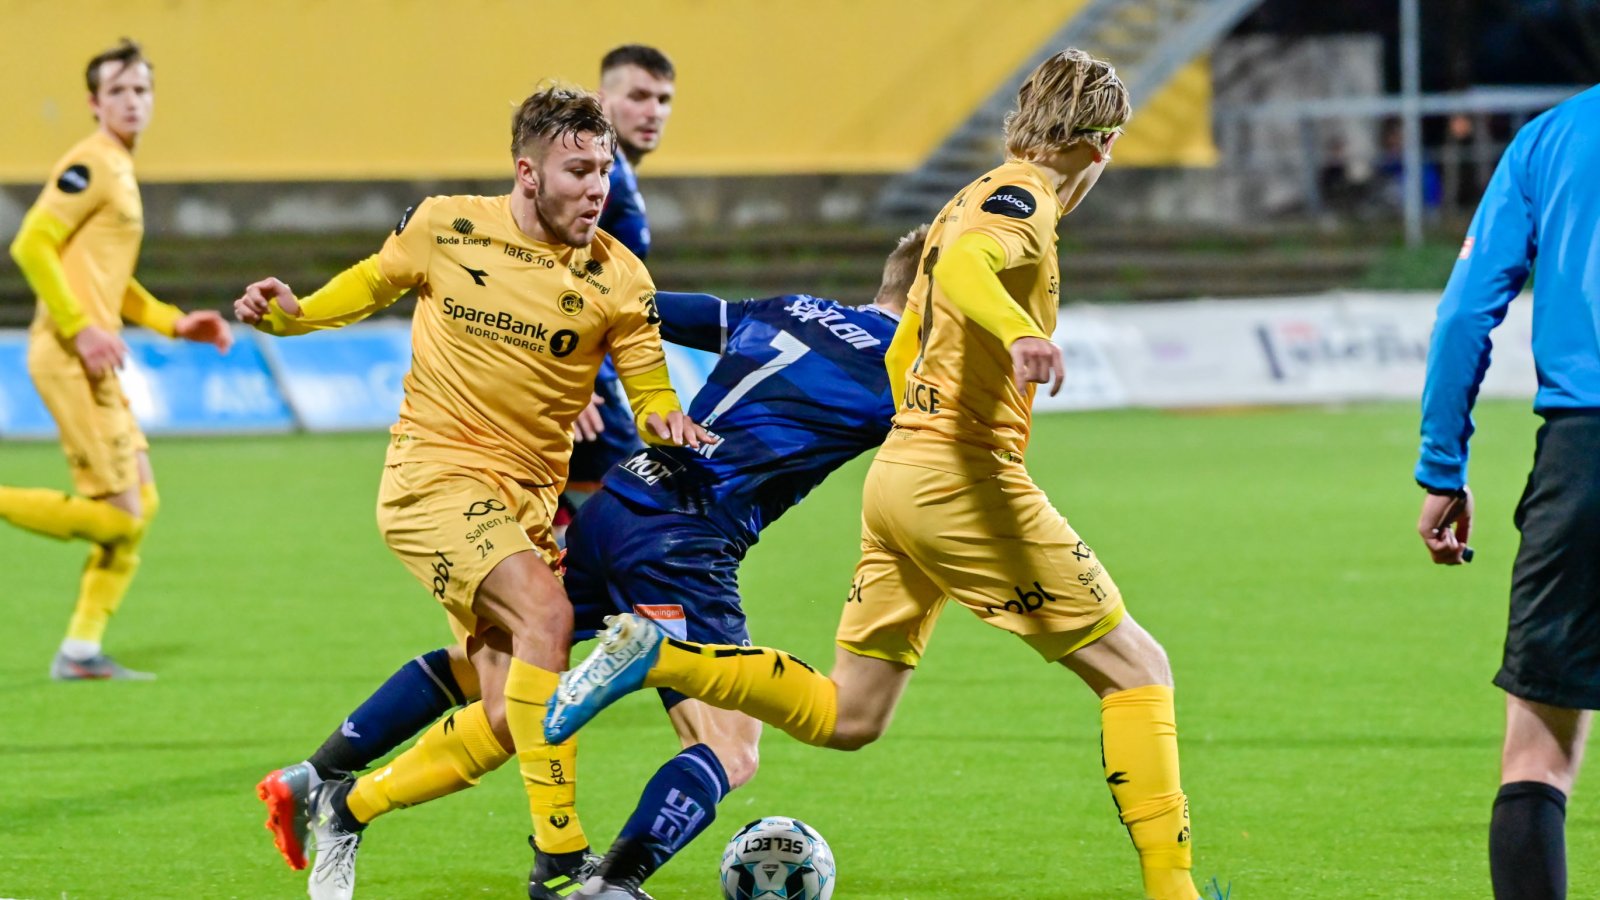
515, 156, 540, 194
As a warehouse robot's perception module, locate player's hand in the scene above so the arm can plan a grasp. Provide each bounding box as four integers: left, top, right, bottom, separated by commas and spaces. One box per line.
175, 310, 234, 354
1418, 487, 1474, 565
234, 277, 301, 325
574, 393, 606, 443
1010, 336, 1065, 396
73, 325, 128, 378
645, 410, 711, 450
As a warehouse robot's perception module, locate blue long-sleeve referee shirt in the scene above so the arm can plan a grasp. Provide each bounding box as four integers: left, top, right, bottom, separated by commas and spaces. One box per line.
1416, 85, 1600, 491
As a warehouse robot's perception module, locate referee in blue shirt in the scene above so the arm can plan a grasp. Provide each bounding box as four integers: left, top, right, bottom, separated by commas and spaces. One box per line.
1416, 85, 1600, 900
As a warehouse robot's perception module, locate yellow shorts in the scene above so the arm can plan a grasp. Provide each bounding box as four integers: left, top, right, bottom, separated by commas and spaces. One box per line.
28, 345, 145, 497
376, 460, 560, 644
837, 433, 1125, 666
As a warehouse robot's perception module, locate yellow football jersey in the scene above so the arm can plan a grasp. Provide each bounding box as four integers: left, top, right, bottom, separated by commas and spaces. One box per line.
27, 130, 144, 343
377, 194, 666, 486
885, 159, 1062, 461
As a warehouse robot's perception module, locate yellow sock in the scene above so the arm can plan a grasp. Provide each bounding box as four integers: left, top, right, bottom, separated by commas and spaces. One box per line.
63, 484, 156, 649
0, 487, 138, 544
1101, 685, 1199, 900
65, 542, 141, 646
346, 702, 511, 824
647, 639, 837, 746
505, 659, 588, 854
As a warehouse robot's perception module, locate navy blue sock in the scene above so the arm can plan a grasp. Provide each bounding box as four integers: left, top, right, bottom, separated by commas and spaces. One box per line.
307, 647, 465, 780
599, 744, 732, 884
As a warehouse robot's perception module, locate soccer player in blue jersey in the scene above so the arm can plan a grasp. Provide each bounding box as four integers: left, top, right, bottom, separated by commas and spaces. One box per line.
255, 227, 925, 899
1415, 85, 1600, 900
565, 46, 678, 534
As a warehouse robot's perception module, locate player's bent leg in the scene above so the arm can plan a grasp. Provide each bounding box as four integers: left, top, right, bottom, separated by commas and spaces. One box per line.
547, 615, 837, 748
825, 647, 915, 751
588, 702, 753, 892
1491, 694, 1590, 900
1062, 616, 1198, 900
53, 475, 154, 679
473, 552, 595, 868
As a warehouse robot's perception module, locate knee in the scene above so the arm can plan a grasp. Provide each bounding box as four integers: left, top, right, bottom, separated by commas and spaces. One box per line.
478, 692, 514, 749
826, 721, 886, 752
714, 741, 761, 790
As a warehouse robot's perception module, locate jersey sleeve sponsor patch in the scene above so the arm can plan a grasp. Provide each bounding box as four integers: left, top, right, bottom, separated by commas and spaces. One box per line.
394, 204, 417, 235
56, 164, 91, 194
980, 185, 1037, 219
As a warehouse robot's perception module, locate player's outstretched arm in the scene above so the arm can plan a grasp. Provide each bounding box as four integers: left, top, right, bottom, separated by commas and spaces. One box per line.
653, 291, 733, 352
234, 256, 407, 337
120, 279, 235, 354
619, 364, 709, 449
932, 232, 1062, 395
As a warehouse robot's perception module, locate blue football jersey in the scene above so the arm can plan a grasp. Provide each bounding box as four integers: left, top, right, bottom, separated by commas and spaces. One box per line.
598, 149, 649, 260
603, 292, 900, 549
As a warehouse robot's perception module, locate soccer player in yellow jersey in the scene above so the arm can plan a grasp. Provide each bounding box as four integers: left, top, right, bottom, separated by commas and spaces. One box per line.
234, 86, 707, 900
1, 38, 234, 681
548, 50, 1205, 899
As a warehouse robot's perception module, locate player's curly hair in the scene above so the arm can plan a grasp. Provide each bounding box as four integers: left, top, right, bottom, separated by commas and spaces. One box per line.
511, 84, 616, 160
86, 38, 151, 95
1003, 49, 1130, 159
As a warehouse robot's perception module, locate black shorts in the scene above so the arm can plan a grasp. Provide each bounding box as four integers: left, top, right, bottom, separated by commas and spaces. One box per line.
1494, 411, 1600, 709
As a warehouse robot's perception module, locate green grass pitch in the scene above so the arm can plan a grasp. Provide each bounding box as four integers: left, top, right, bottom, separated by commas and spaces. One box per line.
1, 400, 1584, 898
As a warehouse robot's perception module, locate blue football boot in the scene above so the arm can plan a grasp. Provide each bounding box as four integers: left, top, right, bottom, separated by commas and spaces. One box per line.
544, 614, 662, 743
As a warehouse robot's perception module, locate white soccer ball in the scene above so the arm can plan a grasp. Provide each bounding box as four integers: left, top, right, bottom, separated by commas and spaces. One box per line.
719, 815, 836, 900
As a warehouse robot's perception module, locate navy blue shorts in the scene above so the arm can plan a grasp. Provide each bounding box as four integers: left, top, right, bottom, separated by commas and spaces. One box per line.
566, 490, 751, 709
567, 375, 644, 488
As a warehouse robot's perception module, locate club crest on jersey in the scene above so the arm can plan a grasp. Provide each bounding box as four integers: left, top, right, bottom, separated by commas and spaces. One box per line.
558, 291, 585, 316
57, 164, 91, 194
981, 185, 1036, 219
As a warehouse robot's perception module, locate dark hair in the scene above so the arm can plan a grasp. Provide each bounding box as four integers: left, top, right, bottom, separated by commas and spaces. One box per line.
86, 38, 150, 94
511, 84, 616, 159
600, 44, 675, 81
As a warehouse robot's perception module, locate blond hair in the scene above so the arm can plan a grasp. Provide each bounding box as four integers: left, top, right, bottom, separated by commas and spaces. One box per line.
876, 224, 930, 305
1003, 49, 1130, 159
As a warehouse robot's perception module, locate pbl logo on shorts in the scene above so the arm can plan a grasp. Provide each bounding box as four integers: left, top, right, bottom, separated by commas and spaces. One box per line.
988, 581, 1057, 616
635, 603, 688, 640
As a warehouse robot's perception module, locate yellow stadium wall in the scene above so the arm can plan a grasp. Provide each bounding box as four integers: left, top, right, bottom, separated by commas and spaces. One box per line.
1, 0, 1216, 183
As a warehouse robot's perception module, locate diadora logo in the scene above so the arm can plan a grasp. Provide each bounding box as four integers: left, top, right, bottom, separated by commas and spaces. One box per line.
988, 581, 1057, 615
981, 185, 1037, 219
452, 217, 475, 235
558, 291, 585, 317
463, 498, 508, 520
460, 264, 489, 286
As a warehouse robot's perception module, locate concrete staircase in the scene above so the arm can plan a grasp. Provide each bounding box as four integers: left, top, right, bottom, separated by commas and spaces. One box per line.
876, 0, 1265, 222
